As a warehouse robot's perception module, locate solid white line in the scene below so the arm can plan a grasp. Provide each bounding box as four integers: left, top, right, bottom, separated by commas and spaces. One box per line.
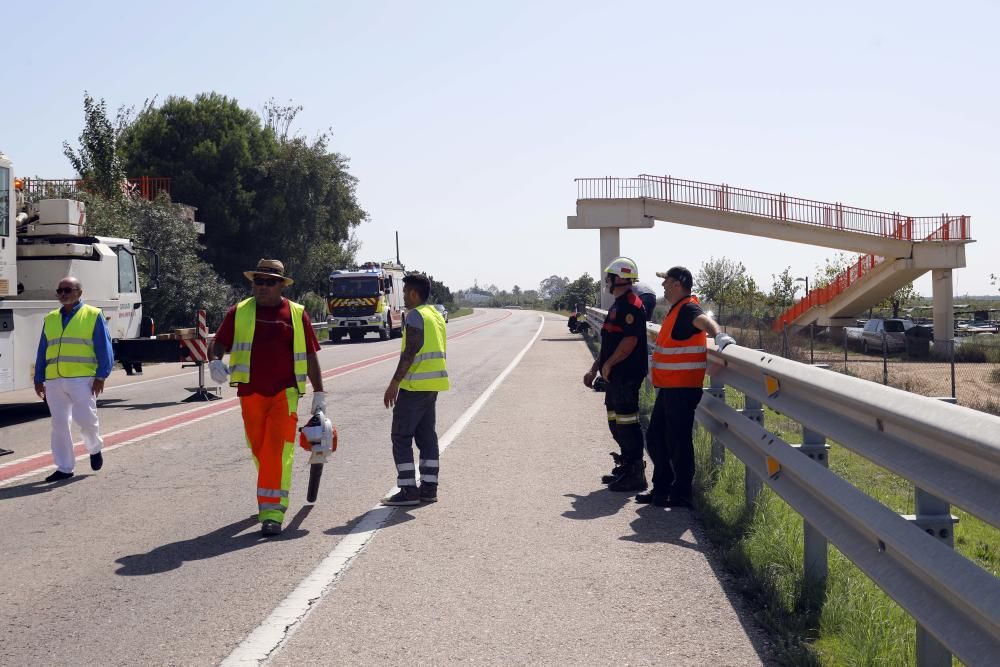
221, 314, 545, 666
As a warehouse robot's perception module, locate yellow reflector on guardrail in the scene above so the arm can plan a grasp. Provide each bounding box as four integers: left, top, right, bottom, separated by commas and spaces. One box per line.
765, 374, 780, 398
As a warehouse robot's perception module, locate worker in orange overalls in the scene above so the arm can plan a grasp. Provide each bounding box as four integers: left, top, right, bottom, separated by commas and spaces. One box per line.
210, 259, 326, 536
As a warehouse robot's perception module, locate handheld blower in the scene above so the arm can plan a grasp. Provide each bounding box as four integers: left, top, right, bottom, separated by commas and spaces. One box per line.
298, 410, 338, 503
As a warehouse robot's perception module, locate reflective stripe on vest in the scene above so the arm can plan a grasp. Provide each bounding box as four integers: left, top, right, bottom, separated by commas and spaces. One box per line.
650, 295, 708, 389
230, 298, 309, 395
400, 304, 449, 392
43, 304, 101, 380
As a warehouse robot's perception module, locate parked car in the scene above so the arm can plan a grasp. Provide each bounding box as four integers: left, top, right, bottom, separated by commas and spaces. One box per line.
433, 304, 449, 323
861, 318, 914, 353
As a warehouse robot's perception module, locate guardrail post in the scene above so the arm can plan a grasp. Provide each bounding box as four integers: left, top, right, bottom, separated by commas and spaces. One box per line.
906, 396, 960, 667
741, 394, 764, 508
794, 423, 830, 590
705, 374, 726, 470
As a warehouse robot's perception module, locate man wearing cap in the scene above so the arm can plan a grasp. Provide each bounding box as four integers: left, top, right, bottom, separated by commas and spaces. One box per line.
639, 266, 733, 509
209, 259, 326, 536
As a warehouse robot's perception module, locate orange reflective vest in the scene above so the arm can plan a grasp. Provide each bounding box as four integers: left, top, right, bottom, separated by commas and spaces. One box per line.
651, 295, 707, 389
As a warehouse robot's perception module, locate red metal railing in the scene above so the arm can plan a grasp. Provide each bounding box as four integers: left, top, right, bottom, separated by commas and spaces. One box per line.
575, 175, 971, 242
21, 176, 170, 201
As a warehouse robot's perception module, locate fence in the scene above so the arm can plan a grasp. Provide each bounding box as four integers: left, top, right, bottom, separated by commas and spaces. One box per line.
584, 306, 1000, 666
21, 176, 171, 202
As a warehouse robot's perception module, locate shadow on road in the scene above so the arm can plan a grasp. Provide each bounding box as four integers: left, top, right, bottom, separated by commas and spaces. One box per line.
115, 505, 313, 576
0, 475, 87, 500
0, 401, 50, 427
619, 504, 706, 552
562, 488, 632, 520
322, 504, 418, 536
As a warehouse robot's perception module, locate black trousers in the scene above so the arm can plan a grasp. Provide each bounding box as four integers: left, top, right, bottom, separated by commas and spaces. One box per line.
645, 387, 703, 501
391, 389, 439, 487
604, 377, 644, 463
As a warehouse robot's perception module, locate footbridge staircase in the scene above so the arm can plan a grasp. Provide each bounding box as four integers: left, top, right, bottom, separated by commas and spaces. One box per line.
568, 175, 972, 341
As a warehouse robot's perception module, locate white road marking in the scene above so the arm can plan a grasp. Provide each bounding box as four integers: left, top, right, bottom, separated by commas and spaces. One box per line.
221, 315, 545, 666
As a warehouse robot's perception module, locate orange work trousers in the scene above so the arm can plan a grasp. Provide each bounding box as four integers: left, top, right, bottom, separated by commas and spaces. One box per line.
240, 387, 299, 524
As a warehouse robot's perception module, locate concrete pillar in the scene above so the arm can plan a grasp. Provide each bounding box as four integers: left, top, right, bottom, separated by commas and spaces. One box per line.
599, 228, 620, 309
931, 269, 954, 348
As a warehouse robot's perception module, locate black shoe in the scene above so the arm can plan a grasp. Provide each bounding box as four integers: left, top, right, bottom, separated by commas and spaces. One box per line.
608, 460, 648, 492
419, 483, 438, 503
600, 452, 624, 484
663, 497, 693, 509
261, 520, 283, 536
381, 487, 420, 506
90, 452, 103, 471
45, 470, 74, 482
635, 492, 669, 506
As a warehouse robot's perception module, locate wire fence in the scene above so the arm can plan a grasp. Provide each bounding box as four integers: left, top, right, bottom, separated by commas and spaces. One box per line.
718, 311, 1000, 418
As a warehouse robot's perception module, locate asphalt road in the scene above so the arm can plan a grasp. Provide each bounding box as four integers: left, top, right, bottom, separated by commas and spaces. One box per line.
0, 309, 767, 666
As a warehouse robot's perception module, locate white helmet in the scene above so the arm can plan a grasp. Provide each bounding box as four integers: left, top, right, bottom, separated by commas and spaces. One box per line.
604, 257, 638, 282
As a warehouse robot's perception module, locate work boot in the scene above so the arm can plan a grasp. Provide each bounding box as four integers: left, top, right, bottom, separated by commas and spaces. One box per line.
635, 491, 669, 507
419, 483, 438, 503
601, 452, 624, 484
261, 520, 282, 537
381, 487, 420, 506
608, 460, 648, 492
90, 452, 103, 471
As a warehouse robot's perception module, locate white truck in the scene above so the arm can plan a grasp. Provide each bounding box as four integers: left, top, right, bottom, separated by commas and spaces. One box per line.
0, 151, 155, 394
327, 261, 406, 342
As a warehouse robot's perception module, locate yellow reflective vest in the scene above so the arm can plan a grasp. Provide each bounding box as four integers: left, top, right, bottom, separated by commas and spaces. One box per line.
229, 298, 309, 395
43, 304, 101, 380
399, 304, 449, 392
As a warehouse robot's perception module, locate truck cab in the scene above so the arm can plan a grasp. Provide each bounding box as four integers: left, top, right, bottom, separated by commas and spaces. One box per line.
327, 262, 405, 342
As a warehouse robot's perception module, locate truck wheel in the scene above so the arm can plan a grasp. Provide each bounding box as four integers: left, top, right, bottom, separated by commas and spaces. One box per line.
329, 331, 343, 344
390, 322, 402, 339
379, 322, 390, 341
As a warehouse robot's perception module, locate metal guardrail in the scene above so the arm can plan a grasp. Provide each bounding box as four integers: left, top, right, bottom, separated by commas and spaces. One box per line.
584, 307, 1000, 666
575, 175, 971, 241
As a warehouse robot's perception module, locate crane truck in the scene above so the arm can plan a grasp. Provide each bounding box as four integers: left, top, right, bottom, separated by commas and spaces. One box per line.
327, 261, 406, 342
0, 151, 191, 396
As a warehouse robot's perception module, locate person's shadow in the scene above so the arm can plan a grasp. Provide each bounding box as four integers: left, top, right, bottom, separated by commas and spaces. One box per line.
0, 475, 86, 500
115, 505, 313, 576
562, 488, 632, 521
619, 504, 706, 551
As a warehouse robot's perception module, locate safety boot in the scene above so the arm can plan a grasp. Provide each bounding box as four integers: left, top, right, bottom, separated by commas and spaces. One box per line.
601, 452, 624, 484
608, 460, 648, 492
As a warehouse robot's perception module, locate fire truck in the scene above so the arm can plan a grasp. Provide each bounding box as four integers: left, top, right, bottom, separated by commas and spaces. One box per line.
327, 261, 406, 342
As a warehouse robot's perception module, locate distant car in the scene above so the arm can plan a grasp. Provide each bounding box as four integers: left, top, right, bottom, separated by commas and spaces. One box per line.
433, 304, 449, 323
861, 318, 914, 353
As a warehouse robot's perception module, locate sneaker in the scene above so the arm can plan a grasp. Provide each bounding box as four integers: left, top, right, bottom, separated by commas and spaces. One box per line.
381, 487, 420, 506
90, 452, 103, 471
635, 492, 669, 507
45, 470, 74, 482
419, 483, 438, 503
261, 520, 283, 536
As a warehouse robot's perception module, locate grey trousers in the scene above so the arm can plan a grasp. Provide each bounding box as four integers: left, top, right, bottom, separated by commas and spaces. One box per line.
391, 389, 440, 487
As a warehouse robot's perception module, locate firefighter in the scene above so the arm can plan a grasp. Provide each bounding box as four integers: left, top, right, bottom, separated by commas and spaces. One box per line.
209, 259, 326, 536
639, 266, 733, 508
583, 257, 649, 492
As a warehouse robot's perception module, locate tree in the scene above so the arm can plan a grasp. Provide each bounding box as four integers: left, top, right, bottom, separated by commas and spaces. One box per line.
563, 273, 599, 311
814, 252, 860, 289
695, 257, 747, 322
63, 92, 130, 200
768, 266, 798, 311
878, 282, 918, 318
538, 275, 569, 301
120, 93, 367, 287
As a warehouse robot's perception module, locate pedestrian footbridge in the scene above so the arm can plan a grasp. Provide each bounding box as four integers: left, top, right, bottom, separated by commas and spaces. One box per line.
568, 175, 972, 341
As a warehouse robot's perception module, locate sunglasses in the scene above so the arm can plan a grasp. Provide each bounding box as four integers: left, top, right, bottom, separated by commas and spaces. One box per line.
56, 287, 78, 295
253, 276, 281, 286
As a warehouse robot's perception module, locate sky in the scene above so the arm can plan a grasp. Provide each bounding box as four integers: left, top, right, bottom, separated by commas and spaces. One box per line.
3, 0, 998, 297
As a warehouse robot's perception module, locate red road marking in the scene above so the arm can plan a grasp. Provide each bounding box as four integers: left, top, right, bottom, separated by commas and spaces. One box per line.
0, 311, 515, 484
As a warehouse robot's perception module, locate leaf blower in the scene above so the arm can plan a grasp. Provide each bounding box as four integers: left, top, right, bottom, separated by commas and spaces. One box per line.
298, 410, 337, 503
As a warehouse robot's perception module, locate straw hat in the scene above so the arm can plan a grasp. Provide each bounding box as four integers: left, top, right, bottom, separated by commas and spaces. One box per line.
243, 258, 294, 286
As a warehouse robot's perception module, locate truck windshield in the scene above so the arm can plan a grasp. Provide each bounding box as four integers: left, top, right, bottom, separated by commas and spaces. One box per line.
0, 166, 9, 237
329, 276, 379, 298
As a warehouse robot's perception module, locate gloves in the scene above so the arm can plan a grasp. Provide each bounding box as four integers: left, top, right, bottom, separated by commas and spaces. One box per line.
310, 391, 327, 416
715, 333, 736, 351
209, 359, 230, 384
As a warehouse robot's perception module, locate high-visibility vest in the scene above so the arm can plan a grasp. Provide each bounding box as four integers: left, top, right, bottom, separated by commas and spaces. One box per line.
43, 304, 102, 380
650, 295, 707, 389
399, 304, 449, 392
230, 298, 309, 395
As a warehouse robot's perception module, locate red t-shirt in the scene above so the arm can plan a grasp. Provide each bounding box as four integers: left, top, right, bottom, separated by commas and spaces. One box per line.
214, 299, 321, 397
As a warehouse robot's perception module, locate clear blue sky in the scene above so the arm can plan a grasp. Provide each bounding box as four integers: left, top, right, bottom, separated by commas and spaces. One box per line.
3, 0, 997, 296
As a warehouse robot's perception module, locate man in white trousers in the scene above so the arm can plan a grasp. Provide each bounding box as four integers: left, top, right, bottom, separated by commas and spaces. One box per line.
33, 277, 113, 482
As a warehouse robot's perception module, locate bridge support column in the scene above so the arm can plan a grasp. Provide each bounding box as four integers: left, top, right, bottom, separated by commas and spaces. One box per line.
599, 228, 620, 309
931, 269, 954, 353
